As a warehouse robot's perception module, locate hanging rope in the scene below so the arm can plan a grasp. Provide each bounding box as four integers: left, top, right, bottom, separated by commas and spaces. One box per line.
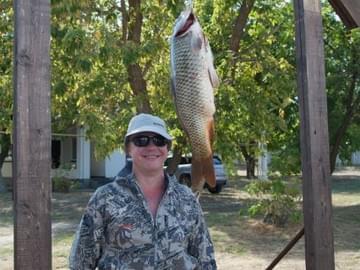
185, 0, 193, 9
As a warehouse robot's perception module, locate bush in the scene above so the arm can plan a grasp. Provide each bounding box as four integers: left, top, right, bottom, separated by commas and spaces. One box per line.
52, 177, 72, 193
270, 147, 301, 176
245, 178, 302, 227
0, 177, 13, 192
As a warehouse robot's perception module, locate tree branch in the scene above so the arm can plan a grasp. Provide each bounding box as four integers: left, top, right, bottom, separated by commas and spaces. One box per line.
124, 0, 151, 113
120, 0, 128, 42
128, 0, 142, 44
229, 0, 255, 53
329, 48, 359, 173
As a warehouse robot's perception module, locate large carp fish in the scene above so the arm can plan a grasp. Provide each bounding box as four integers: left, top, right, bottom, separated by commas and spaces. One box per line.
170, 8, 220, 193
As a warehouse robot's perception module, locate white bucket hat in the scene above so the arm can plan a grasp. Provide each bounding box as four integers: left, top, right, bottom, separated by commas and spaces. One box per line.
125, 113, 172, 140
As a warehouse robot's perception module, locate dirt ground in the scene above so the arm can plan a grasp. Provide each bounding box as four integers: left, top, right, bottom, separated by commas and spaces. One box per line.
199, 167, 360, 269
1, 167, 359, 269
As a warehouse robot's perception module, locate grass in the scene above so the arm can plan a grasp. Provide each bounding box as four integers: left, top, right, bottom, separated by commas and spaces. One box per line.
0, 168, 360, 269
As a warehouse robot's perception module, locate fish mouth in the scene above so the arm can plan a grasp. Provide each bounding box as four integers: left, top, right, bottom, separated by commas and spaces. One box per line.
175, 12, 195, 37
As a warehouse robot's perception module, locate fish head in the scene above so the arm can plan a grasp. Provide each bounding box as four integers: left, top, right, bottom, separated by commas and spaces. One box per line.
172, 8, 198, 38
170, 8, 219, 88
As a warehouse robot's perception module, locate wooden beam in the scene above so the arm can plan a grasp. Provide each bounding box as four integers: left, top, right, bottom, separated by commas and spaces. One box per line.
13, 0, 52, 269
329, 0, 360, 29
293, 1, 335, 269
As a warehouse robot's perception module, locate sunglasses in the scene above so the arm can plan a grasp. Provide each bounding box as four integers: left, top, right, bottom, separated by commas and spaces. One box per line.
131, 135, 169, 147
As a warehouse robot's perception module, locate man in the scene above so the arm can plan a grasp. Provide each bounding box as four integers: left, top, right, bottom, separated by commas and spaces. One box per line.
69, 113, 217, 269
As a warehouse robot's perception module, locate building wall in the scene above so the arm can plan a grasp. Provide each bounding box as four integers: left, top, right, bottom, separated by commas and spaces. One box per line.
2, 157, 12, 178
105, 150, 126, 178
1, 127, 114, 179
76, 127, 90, 179
91, 146, 105, 177
352, 151, 360, 165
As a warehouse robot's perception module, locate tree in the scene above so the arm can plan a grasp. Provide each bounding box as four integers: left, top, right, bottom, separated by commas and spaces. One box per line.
0, 1, 13, 184
1, 0, 299, 180
195, 0, 297, 178
323, 5, 360, 173
50, 0, 186, 159
2, 0, 357, 182
1, 0, 189, 173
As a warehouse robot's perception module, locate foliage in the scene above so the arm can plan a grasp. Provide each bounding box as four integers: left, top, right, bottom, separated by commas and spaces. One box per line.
50, 0, 186, 159
52, 177, 79, 193
195, 0, 298, 176
1, 0, 359, 177
268, 132, 301, 176
322, 5, 360, 171
245, 178, 302, 227
0, 1, 13, 134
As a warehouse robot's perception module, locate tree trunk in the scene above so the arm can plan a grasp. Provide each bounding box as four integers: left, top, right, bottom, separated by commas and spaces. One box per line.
120, 0, 152, 113
246, 156, 256, 179
0, 133, 11, 192
329, 63, 359, 173
0, 133, 11, 175
329, 110, 354, 173
165, 146, 182, 175
240, 145, 256, 179
126, 64, 152, 113
229, 0, 255, 80
229, 1, 256, 177
229, 0, 255, 53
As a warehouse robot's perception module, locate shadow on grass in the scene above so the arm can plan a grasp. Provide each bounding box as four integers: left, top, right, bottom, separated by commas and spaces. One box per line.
1, 173, 360, 266
332, 203, 360, 250
0, 190, 95, 239
331, 176, 360, 194
199, 174, 360, 264
51, 191, 93, 222
200, 179, 305, 262
0, 192, 13, 226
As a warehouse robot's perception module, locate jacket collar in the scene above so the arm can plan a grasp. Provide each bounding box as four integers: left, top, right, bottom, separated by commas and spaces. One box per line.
115, 170, 177, 194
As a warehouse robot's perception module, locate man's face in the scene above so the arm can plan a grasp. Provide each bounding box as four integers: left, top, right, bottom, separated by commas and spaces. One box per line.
128, 132, 169, 174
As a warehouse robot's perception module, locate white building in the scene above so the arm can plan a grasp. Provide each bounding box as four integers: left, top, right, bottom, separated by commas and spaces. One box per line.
351, 152, 360, 165
1, 127, 126, 180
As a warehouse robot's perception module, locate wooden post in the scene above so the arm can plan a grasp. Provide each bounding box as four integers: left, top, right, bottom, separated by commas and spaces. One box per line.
293, 0, 335, 269
13, 0, 51, 269
328, 0, 360, 29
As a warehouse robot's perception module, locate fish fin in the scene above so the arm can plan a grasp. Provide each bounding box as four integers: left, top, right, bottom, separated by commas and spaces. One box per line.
170, 39, 176, 76
205, 44, 220, 88
191, 155, 216, 190
203, 154, 216, 188
208, 66, 220, 89
204, 119, 216, 187
207, 118, 215, 146
191, 158, 206, 192
191, 35, 203, 53
170, 76, 176, 99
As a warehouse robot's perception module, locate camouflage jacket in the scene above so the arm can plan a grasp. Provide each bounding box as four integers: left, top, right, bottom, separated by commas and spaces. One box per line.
69, 172, 217, 270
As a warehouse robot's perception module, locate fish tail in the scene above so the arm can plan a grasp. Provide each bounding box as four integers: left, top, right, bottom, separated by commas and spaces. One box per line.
191, 154, 216, 192
204, 119, 216, 187
203, 154, 216, 187
191, 118, 216, 191
207, 118, 215, 147
191, 158, 206, 192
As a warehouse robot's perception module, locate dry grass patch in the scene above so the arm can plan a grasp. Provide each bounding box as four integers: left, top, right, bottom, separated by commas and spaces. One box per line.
0, 168, 359, 269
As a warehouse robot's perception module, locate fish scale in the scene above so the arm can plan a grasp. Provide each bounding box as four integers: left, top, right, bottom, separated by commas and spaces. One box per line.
170, 9, 219, 192
172, 35, 215, 157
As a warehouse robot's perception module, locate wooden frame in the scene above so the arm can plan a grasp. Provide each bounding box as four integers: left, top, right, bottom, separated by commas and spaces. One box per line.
294, 0, 335, 268
12, 0, 358, 269
13, 0, 52, 269
329, 0, 360, 29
